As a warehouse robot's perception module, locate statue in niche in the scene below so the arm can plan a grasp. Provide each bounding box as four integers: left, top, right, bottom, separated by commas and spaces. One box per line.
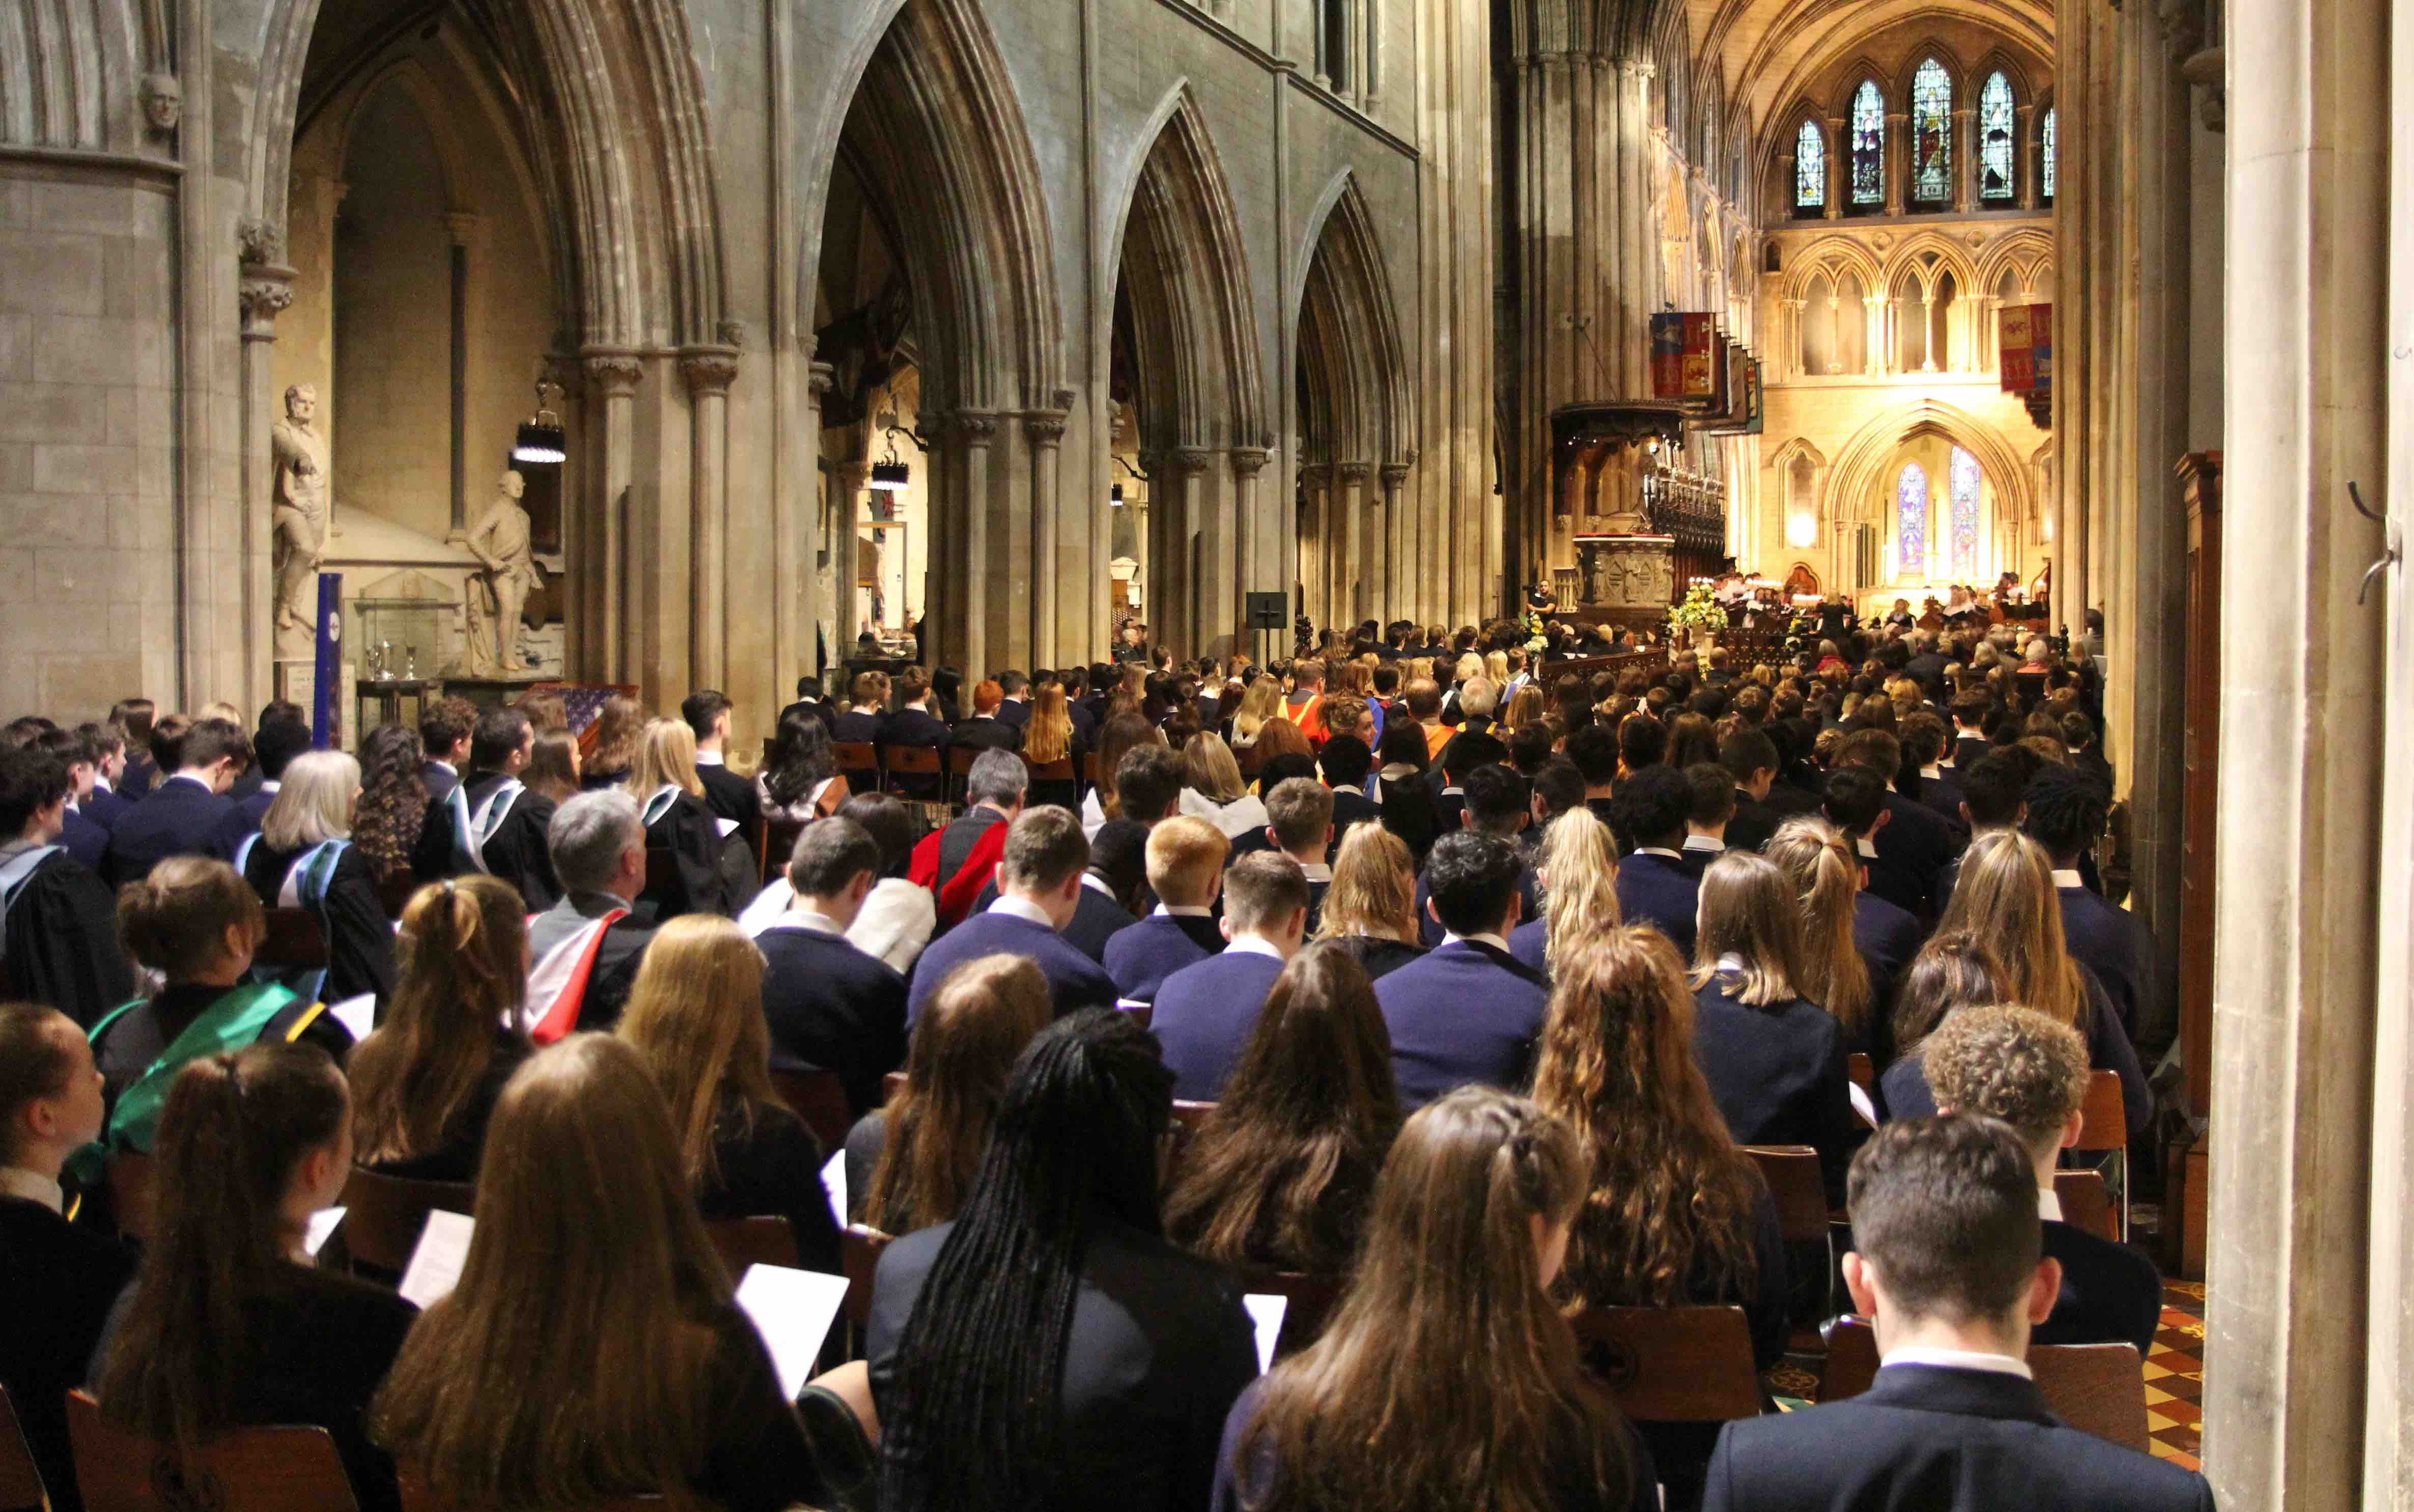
270, 384, 330, 653
463, 470, 544, 675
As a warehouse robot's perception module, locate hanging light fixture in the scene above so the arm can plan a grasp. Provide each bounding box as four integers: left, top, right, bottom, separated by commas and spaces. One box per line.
869, 416, 913, 492
511, 378, 566, 465
1111, 483, 1126, 507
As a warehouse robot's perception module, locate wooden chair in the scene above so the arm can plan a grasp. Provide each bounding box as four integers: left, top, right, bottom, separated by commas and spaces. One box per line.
2029, 1343, 2151, 1451
107, 1151, 155, 1245
1743, 1145, 1834, 1337
769, 1066, 856, 1154
704, 1215, 802, 1275
375, 868, 422, 921
1236, 1268, 1344, 1362
256, 908, 329, 971
1816, 1316, 1882, 1402
2073, 1069, 2129, 1238
2053, 1169, 2122, 1244
67, 1389, 359, 1512
1161, 1100, 1218, 1189
886, 745, 943, 802
1566, 1306, 1764, 1424
333, 1167, 475, 1277
831, 741, 881, 795
1119, 1003, 1154, 1031
758, 816, 810, 886
840, 1224, 894, 1327
402, 1474, 666, 1512
1169, 1100, 1217, 1134
1023, 756, 1075, 782
0, 1385, 46, 1512
940, 746, 978, 807
1081, 752, 1101, 786
1846, 1052, 1874, 1093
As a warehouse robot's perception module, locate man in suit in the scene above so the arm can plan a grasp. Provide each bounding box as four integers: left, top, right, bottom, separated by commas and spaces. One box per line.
71, 723, 132, 833
1415, 763, 1537, 946
754, 817, 909, 1117
418, 696, 477, 804
1317, 734, 1382, 844
949, 680, 1024, 754
1610, 764, 1701, 959
1565, 724, 1621, 835
2026, 766, 2156, 1036
1820, 764, 1924, 978
1679, 763, 1733, 879
213, 715, 312, 856
993, 669, 1033, 731
911, 748, 1026, 929
907, 805, 1117, 1024
682, 689, 761, 844
1900, 712, 1967, 829
35, 729, 111, 873
1923, 1007, 2164, 1355
1151, 853, 1308, 1100
1835, 729, 1963, 919
2062, 710, 2116, 795
1378, 830, 1550, 1110
777, 676, 835, 732
1060, 667, 1098, 745
100, 716, 249, 887
520, 790, 657, 1034
0, 1006, 138, 1512
410, 705, 562, 910
1702, 1115, 2211, 1512
1103, 816, 1227, 1007
1931, 746, 2040, 917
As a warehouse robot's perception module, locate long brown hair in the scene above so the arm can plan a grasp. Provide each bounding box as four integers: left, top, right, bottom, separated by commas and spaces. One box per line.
1892, 929, 2010, 1051
863, 954, 1052, 1233
1091, 714, 1158, 821
1761, 817, 1873, 1038
1164, 943, 1399, 1274
1312, 822, 1419, 944
1023, 682, 1074, 765
350, 878, 530, 1164
521, 729, 581, 804
372, 1036, 737, 1512
1934, 829, 2089, 1029
1538, 807, 1621, 972
1689, 851, 1806, 1006
97, 1044, 348, 1464
1532, 927, 1762, 1308
1235, 1087, 1634, 1512
614, 917, 776, 1189
583, 695, 646, 776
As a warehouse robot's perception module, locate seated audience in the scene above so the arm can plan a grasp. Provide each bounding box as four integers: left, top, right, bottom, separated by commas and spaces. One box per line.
1509, 804, 1620, 976
0, 1005, 134, 1512
90, 1043, 412, 1512
235, 749, 397, 1009
346, 877, 531, 1183
2026, 765, 2157, 1036
1689, 852, 1856, 1202
1922, 1007, 2164, 1355
1609, 764, 1701, 958
1311, 821, 1427, 983
1079, 713, 1157, 836
1677, 762, 1734, 877
1164, 941, 1399, 1276
1533, 927, 1790, 1505
522, 791, 657, 1036
907, 807, 1117, 1024
1259, 777, 1336, 927
1762, 817, 1884, 1062
519, 729, 583, 806
1878, 931, 2007, 1121
1152, 853, 1311, 1101
1178, 732, 1268, 840
1816, 765, 1924, 980
1111, 743, 1189, 830
758, 708, 848, 822
755, 818, 910, 1116
1700, 1116, 2212, 1512
408, 706, 561, 910
1212, 1085, 1653, 1512
352, 724, 429, 885
416, 698, 474, 804
626, 717, 733, 921
682, 689, 759, 841
0, 747, 134, 1026
836, 794, 938, 974
1059, 817, 1150, 961
1021, 682, 1084, 809
1318, 734, 1382, 841
1103, 816, 1228, 1007
909, 748, 1026, 929
618, 915, 841, 1275
1373, 721, 1440, 862
880, 669, 952, 801
1414, 762, 1537, 946
871, 1010, 1256, 1512
578, 695, 647, 790
1833, 728, 1964, 918
214, 717, 311, 853
850, 954, 1052, 1232
951, 680, 1023, 755
1377, 830, 1549, 1110
101, 716, 249, 887
373, 1036, 834, 1512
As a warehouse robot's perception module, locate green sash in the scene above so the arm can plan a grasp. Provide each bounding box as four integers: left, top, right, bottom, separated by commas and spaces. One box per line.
68, 983, 316, 1185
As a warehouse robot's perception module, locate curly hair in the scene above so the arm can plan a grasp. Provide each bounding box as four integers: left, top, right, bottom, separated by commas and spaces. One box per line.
1921, 1005, 2089, 1151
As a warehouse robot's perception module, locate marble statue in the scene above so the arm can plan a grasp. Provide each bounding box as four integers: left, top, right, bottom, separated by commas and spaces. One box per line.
270, 384, 330, 652
464, 469, 543, 675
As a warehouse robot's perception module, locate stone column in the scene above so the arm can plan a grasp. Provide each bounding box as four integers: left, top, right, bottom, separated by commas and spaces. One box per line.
680, 346, 739, 691
1953, 107, 1977, 211
1025, 409, 1068, 667
1413, 0, 1498, 628
1171, 448, 1216, 655
1864, 293, 1890, 377
1884, 112, 1908, 215
1300, 465, 1332, 631
443, 211, 480, 537
2016, 104, 2041, 208
796, 359, 831, 684
237, 237, 294, 695
828, 460, 869, 643
1335, 462, 1372, 626
952, 413, 999, 678
580, 349, 642, 682
1232, 446, 1273, 645
1824, 117, 1845, 219
1380, 462, 1411, 621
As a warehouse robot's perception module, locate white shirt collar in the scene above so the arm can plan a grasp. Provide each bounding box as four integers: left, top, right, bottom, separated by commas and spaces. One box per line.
2050, 869, 2084, 888
991, 894, 1057, 930
764, 907, 847, 938
1379, 762, 1420, 781
1442, 931, 1511, 953
1227, 935, 1288, 962
1081, 871, 1116, 898
1154, 903, 1214, 918
1879, 1345, 2034, 1381
1296, 861, 1333, 883
696, 750, 725, 767
1919, 764, 1941, 779
1715, 952, 1746, 972
1683, 835, 1724, 852
258, 779, 280, 793
1634, 846, 1682, 860
92, 774, 113, 792
1857, 836, 1880, 859
1329, 784, 1365, 797
2038, 1187, 2064, 1222
0, 1166, 64, 1213
431, 758, 457, 777
168, 772, 213, 792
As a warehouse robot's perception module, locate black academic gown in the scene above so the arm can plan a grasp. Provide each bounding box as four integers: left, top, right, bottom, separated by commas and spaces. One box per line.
640, 789, 730, 921
407, 770, 560, 910
0, 847, 135, 1028
239, 839, 398, 1008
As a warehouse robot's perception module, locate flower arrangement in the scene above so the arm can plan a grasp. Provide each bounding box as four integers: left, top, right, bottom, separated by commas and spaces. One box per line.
1521, 608, 1548, 656
1666, 584, 1730, 636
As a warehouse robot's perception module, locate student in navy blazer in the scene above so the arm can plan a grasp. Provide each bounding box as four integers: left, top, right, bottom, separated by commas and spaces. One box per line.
1152, 853, 1309, 1101
100, 717, 250, 887
754, 817, 910, 1117
2026, 766, 2157, 1036
1702, 1117, 2214, 1512
907, 806, 1117, 1026
1609, 765, 1701, 959
1412, 762, 1534, 947
1102, 816, 1227, 1006
212, 718, 312, 858
1376, 830, 1550, 1111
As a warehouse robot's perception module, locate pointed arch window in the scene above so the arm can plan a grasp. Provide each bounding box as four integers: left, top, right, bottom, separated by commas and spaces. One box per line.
1850, 81, 1886, 209
1950, 447, 1982, 579
1979, 73, 2016, 203
1795, 120, 1827, 213
1898, 462, 1930, 580
2041, 107, 2057, 203
1910, 59, 1953, 206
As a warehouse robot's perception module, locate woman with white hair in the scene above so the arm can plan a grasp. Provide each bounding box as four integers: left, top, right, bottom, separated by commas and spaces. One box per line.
235, 747, 396, 1008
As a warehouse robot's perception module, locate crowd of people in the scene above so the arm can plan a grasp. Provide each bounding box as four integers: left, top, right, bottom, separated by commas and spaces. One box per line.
0, 605, 2209, 1512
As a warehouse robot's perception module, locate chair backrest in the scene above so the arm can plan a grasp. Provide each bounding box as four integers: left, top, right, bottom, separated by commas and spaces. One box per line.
375, 868, 422, 921
840, 1224, 894, 1326
1169, 1099, 1217, 1133
2074, 1070, 2126, 1152
67, 1390, 359, 1512
941, 747, 978, 777
1236, 1269, 1344, 1363
2052, 1169, 2122, 1243
2028, 1343, 2150, 1450
877, 745, 936, 779
768, 1066, 855, 1153
882, 1070, 907, 1102
703, 1215, 802, 1275
0, 1384, 46, 1512
832, 741, 880, 777
1022, 756, 1075, 781
1119, 1003, 1154, 1031
1742, 1145, 1830, 1244
1566, 1306, 1764, 1423
1082, 752, 1102, 784
335, 1166, 476, 1276
257, 907, 329, 969
1846, 1052, 1874, 1092
759, 816, 810, 885
640, 848, 679, 900
1816, 1316, 1882, 1402
1161, 1100, 1218, 1189
107, 1152, 156, 1245
401, 1472, 667, 1512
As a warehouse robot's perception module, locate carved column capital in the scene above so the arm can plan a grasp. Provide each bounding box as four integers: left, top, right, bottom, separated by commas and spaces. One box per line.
1172, 447, 1216, 476
953, 411, 1000, 446
1300, 464, 1333, 489
1335, 461, 1374, 485
542, 351, 585, 400
1230, 447, 1273, 478
238, 265, 295, 343
1023, 411, 1070, 447
678, 346, 741, 397
807, 360, 834, 398
582, 349, 644, 395
1379, 463, 1412, 489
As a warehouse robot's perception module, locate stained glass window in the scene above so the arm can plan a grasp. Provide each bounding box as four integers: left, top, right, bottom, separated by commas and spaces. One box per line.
1898, 463, 1929, 581
1950, 447, 1981, 579
1796, 120, 1826, 210
1979, 73, 2015, 203
1911, 59, 1952, 205
2041, 107, 2057, 201
1851, 81, 1885, 207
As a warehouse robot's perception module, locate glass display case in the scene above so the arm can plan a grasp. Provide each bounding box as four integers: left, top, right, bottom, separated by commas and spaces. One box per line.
348, 597, 442, 683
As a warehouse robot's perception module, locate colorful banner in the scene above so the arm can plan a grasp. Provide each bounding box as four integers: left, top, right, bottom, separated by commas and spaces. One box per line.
1650, 312, 1719, 401
2000, 303, 2053, 393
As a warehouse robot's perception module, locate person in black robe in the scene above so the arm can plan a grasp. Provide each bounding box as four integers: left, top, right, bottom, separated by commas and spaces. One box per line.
636, 782, 729, 922
238, 832, 398, 1010
0, 749, 136, 1028
407, 708, 560, 910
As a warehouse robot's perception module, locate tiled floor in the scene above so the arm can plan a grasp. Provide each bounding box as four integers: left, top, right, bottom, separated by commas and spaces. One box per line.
2147, 1279, 2206, 1471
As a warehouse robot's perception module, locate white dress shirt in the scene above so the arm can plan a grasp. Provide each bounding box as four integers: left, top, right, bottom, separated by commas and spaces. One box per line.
1879, 1345, 2034, 1380
0, 1166, 64, 1214
2050, 869, 2085, 888
990, 894, 1057, 929
2037, 1186, 2065, 1222
1440, 930, 1511, 952
1225, 934, 1288, 962
1153, 903, 1214, 919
